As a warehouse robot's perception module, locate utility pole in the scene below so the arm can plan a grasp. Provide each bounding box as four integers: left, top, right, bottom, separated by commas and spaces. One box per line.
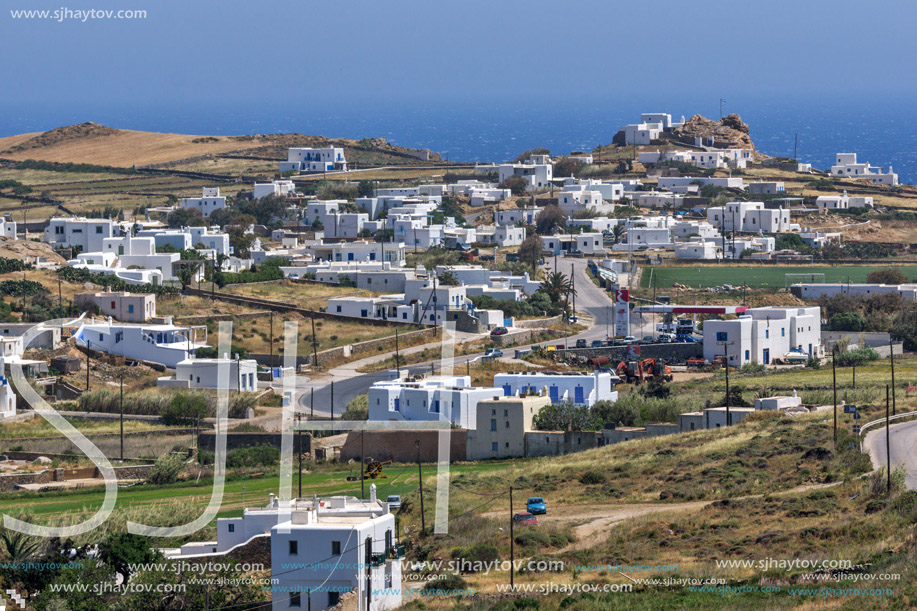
86, 351, 90, 391
269, 312, 274, 381
310, 313, 319, 368
886, 385, 891, 494
330, 381, 334, 435
570, 263, 576, 318
717, 341, 734, 424
119, 373, 124, 462
297, 413, 303, 499
416, 440, 425, 536
832, 346, 838, 449
853, 363, 856, 389
310, 387, 314, 419
360, 429, 365, 500
395, 326, 401, 378
509, 485, 515, 591
58, 275, 62, 312
890, 339, 897, 416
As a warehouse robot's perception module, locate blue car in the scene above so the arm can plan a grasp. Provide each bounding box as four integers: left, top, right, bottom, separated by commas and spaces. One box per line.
526, 497, 547, 515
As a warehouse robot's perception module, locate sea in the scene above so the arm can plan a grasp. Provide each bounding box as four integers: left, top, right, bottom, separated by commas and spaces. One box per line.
1, 94, 915, 184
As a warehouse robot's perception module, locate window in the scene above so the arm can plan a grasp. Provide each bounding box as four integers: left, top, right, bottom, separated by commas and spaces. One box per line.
290, 593, 301, 607
765, 329, 769, 339
95, 226, 103, 234
332, 540, 341, 555
781, 328, 785, 337
127, 304, 134, 314
289, 540, 298, 556
228, 524, 234, 532
745, 350, 750, 361
492, 442, 498, 452
505, 421, 510, 428
491, 419, 497, 431
716, 331, 728, 342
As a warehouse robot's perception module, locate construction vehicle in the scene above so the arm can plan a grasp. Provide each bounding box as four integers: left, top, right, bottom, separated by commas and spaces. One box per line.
615, 358, 673, 384
346, 459, 393, 481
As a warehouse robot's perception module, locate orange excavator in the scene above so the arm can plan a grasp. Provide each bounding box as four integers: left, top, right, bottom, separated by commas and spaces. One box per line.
615, 358, 673, 384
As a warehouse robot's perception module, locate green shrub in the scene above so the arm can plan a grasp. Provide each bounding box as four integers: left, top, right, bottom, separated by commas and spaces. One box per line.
514, 529, 551, 548
424, 572, 467, 592
226, 444, 280, 468
578, 470, 606, 485
147, 453, 184, 485
835, 347, 880, 367
161, 393, 209, 425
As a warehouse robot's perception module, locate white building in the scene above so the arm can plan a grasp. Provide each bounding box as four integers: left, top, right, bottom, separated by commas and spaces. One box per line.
0, 359, 15, 418
815, 190, 874, 211
493, 371, 619, 406
44, 217, 116, 253
707, 202, 793, 233
702, 306, 823, 367
748, 181, 785, 195
657, 176, 745, 191
830, 153, 898, 186
474, 225, 525, 247
558, 188, 613, 216
280, 147, 348, 173
181, 187, 227, 218
368, 375, 499, 430
253, 180, 296, 200
498, 155, 553, 191
74, 291, 156, 322
790, 283, 917, 301
495, 207, 541, 226
541, 233, 606, 255
158, 358, 258, 391
0, 216, 17, 239
73, 320, 207, 368
308, 241, 406, 266
623, 122, 662, 145
671, 220, 720, 240
675, 240, 718, 260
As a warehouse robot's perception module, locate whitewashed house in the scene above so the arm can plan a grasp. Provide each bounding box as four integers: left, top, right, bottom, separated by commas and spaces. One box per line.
493, 371, 619, 406
158, 358, 258, 391
181, 187, 227, 218
0, 216, 17, 239
707, 202, 793, 233
830, 153, 898, 186
73, 320, 207, 368
498, 155, 553, 191
45, 217, 116, 253
815, 190, 874, 211
253, 180, 296, 200
280, 147, 347, 173
703, 306, 823, 366
368, 375, 499, 430
495, 207, 541, 226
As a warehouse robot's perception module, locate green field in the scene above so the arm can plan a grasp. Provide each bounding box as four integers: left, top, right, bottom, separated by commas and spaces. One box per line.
641, 264, 917, 289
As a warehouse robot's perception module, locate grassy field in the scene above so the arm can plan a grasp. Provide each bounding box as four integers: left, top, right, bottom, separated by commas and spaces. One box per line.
640, 264, 917, 289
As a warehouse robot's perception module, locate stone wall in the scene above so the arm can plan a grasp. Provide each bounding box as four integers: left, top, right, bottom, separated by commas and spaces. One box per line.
0, 463, 154, 492
524, 430, 600, 457
514, 315, 563, 329
339, 430, 467, 463
197, 432, 311, 454
0, 429, 196, 461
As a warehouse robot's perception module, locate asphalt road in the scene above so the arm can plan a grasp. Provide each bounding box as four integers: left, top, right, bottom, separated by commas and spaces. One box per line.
864, 418, 917, 489
293, 255, 631, 420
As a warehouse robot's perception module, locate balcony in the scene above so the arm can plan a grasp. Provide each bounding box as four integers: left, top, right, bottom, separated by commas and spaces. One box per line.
388, 543, 405, 560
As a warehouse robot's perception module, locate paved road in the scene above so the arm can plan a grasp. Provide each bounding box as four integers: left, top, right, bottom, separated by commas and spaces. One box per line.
284, 255, 629, 422
864, 418, 917, 489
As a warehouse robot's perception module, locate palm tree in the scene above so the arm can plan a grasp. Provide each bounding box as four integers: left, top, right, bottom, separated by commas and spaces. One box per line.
612, 224, 626, 245
540, 271, 575, 312
0, 529, 42, 564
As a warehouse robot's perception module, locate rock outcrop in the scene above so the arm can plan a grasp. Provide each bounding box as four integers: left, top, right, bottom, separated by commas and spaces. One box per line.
672, 114, 755, 150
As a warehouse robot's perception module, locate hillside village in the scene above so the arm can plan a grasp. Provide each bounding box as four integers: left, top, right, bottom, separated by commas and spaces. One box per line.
0, 113, 916, 611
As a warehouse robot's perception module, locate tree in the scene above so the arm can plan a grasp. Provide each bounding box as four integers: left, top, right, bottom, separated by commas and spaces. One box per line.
539, 271, 573, 306
519, 232, 543, 272
500, 175, 528, 196
99, 532, 159, 583
533, 402, 597, 431
166, 207, 205, 228
553, 157, 585, 178
357, 180, 374, 198
177, 260, 201, 292
829, 311, 866, 331
535, 204, 565, 235
866, 267, 907, 285
513, 147, 550, 163
611, 224, 626, 245
228, 226, 256, 258
438, 271, 460, 286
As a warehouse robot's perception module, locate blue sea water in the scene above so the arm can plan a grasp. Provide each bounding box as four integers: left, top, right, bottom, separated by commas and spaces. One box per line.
1, 95, 914, 183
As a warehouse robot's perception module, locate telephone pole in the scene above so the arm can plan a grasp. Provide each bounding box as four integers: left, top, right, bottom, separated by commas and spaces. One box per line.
890, 339, 897, 416
509, 486, 515, 591
269, 312, 275, 381
310, 313, 319, 368
832, 346, 838, 449
297, 413, 303, 499
416, 441, 426, 536
886, 385, 891, 494
119, 373, 124, 462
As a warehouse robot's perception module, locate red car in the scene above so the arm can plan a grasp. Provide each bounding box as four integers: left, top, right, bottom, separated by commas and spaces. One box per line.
490, 327, 508, 336
512, 512, 538, 526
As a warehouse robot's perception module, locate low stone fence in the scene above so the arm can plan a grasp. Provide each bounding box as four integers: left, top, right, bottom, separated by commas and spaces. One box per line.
0, 463, 155, 492
514, 315, 563, 329
197, 432, 311, 454
339, 430, 467, 463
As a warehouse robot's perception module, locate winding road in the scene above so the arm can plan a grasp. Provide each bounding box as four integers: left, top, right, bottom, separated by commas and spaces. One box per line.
863, 418, 917, 489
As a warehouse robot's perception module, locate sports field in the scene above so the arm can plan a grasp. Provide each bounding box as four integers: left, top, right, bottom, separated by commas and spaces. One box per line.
640, 264, 917, 289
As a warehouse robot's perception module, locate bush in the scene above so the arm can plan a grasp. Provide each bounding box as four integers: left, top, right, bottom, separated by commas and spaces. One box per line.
226, 444, 280, 468
578, 470, 606, 485
835, 347, 880, 367
514, 529, 551, 548
829, 311, 866, 331
424, 572, 467, 592
161, 393, 210, 426
147, 453, 184, 485
342, 394, 368, 421
76, 388, 169, 416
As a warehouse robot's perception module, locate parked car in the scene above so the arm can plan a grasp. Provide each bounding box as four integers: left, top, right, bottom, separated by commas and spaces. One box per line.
479, 254, 494, 261
575, 339, 588, 349
591, 340, 605, 348
386, 495, 402, 511
568, 315, 579, 323
490, 327, 508, 336
642, 335, 657, 344
483, 348, 504, 361
526, 497, 547, 515
621, 336, 637, 344
658, 333, 676, 343
512, 512, 539, 526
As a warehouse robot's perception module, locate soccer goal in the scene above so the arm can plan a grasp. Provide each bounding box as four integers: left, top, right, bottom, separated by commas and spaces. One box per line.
784, 272, 825, 289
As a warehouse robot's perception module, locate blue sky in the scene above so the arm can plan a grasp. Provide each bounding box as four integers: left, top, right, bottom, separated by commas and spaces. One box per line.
3, 0, 916, 108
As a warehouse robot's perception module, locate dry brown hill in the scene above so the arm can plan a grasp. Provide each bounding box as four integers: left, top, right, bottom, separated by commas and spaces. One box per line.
0, 122, 439, 168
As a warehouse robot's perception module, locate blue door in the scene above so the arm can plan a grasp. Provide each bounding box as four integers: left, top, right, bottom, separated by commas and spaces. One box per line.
549, 386, 559, 402
503, 385, 512, 397
393, 398, 400, 412
574, 387, 584, 404
762, 349, 770, 364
